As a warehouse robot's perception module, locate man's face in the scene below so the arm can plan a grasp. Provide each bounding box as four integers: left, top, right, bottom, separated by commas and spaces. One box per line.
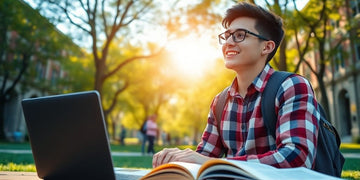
221, 17, 267, 72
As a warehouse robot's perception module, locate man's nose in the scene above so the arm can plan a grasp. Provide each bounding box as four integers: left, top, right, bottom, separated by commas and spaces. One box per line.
225, 35, 236, 45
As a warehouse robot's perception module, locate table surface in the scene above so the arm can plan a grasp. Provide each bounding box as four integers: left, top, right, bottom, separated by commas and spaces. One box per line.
0, 171, 40, 180
0, 169, 150, 180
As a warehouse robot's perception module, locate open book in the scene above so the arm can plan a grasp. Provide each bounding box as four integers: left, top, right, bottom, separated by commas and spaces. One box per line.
140, 159, 342, 180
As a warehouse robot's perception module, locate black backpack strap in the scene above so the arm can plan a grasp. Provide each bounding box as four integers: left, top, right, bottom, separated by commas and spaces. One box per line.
261, 71, 293, 139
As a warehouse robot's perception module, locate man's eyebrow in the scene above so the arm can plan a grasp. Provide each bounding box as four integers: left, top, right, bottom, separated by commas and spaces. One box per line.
223, 29, 231, 33
224, 29, 238, 33
226, 28, 247, 32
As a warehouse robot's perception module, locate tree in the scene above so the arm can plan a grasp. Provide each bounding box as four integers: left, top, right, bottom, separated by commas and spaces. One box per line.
289, 0, 344, 116
33, 0, 166, 136
120, 50, 178, 129
262, 0, 292, 71
156, 58, 234, 144
101, 42, 174, 139
0, 0, 80, 140
246, 0, 345, 118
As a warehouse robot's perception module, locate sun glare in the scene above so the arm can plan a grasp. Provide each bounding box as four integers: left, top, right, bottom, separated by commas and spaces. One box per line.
166, 34, 220, 78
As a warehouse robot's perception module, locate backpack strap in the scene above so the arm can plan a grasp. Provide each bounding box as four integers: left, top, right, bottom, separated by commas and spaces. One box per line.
261, 71, 293, 139
214, 86, 230, 156
215, 86, 230, 132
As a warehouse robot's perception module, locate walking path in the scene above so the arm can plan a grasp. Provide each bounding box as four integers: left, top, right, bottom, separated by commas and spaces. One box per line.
0, 149, 143, 157
0, 149, 359, 158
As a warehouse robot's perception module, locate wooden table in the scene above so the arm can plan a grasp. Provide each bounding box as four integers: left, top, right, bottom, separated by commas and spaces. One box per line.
0, 169, 150, 180
0, 171, 40, 180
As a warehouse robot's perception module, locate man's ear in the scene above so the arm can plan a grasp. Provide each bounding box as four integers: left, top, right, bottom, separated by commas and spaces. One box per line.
261, 40, 276, 55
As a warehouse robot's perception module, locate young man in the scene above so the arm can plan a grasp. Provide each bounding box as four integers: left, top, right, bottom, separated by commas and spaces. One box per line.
152, 2, 320, 169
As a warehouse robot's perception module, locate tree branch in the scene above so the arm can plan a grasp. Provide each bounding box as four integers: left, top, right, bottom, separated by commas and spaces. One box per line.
104, 47, 164, 81
4, 52, 30, 97
302, 58, 317, 75
53, 0, 90, 34
122, 0, 153, 27
101, 0, 134, 62
0, 71, 8, 95
293, 23, 315, 73
104, 80, 129, 115
101, 0, 109, 39
292, 0, 325, 30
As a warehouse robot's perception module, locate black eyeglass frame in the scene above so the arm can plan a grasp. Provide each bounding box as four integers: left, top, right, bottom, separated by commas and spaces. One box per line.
218, 28, 269, 45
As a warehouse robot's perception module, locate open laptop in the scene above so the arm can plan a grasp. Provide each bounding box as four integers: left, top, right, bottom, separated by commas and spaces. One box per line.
22, 91, 149, 180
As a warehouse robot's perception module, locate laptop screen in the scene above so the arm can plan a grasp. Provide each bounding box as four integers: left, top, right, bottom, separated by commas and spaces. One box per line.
22, 91, 115, 180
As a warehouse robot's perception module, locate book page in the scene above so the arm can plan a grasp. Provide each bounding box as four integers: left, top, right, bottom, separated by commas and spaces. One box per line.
224, 160, 342, 180
140, 161, 201, 180
198, 164, 256, 180
198, 159, 267, 179
198, 159, 342, 180
169, 162, 202, 178
224, 160, 279, 180
271, 167, 343, 180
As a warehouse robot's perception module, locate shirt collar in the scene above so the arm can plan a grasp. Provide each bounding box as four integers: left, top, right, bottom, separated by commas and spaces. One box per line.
228, 64, 275, 97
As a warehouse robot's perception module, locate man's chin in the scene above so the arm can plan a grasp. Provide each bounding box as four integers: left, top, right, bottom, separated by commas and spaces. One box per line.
224, 61, 238, 70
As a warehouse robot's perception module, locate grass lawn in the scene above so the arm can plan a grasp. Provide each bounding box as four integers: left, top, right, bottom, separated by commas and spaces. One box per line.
0, 142, 359, 179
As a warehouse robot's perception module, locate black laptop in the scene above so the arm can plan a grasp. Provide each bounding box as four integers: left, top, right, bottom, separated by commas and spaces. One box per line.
22, 91, 148, 180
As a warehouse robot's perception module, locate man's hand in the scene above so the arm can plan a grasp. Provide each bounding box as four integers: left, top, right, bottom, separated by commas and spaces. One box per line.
152, 148, 212, 168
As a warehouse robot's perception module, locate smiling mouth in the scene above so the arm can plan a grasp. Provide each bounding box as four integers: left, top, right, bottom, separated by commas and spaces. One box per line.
226, 50, 239, 56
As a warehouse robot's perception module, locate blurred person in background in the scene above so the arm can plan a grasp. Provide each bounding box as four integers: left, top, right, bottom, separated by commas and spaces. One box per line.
146, 115, 158, 155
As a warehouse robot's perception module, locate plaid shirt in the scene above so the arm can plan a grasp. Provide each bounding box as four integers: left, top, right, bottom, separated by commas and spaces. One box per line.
196, 64, 320, 169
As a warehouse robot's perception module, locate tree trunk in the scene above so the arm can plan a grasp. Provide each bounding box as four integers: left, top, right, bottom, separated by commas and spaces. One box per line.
278, 38, 288, 71
94, 56, 111, 134
94, 58, 105, 95
317, 74, 330, 117
0, 99, 6, 140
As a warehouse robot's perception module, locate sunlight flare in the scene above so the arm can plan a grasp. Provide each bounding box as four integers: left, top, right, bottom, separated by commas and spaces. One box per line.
166, 34, 220, 78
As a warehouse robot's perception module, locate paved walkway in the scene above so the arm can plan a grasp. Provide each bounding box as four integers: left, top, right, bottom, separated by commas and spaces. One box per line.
343, 153, 360, 159
0, 149, 143, 157
0, 149, 359, 158
0, 149, 142, 157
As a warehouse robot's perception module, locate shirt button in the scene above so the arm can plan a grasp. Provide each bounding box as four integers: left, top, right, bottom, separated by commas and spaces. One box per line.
241, 125, 246, 131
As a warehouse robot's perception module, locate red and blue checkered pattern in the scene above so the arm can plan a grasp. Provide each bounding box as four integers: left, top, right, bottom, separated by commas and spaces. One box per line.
196, 64, 320, 169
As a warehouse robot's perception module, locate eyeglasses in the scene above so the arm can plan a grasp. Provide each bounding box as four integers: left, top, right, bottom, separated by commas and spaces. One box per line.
218, 28, 269, 45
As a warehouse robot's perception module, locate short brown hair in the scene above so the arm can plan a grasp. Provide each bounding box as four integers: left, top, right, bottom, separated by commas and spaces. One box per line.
222, 2, 284, 63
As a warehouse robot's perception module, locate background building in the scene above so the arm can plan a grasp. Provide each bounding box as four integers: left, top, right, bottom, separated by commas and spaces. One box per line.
299, 0, 360, 142
1, 0, 82, 142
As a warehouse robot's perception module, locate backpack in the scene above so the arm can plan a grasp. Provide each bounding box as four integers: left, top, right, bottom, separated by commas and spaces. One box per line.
140, 120, 147, 134
215, 71, 345, 177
